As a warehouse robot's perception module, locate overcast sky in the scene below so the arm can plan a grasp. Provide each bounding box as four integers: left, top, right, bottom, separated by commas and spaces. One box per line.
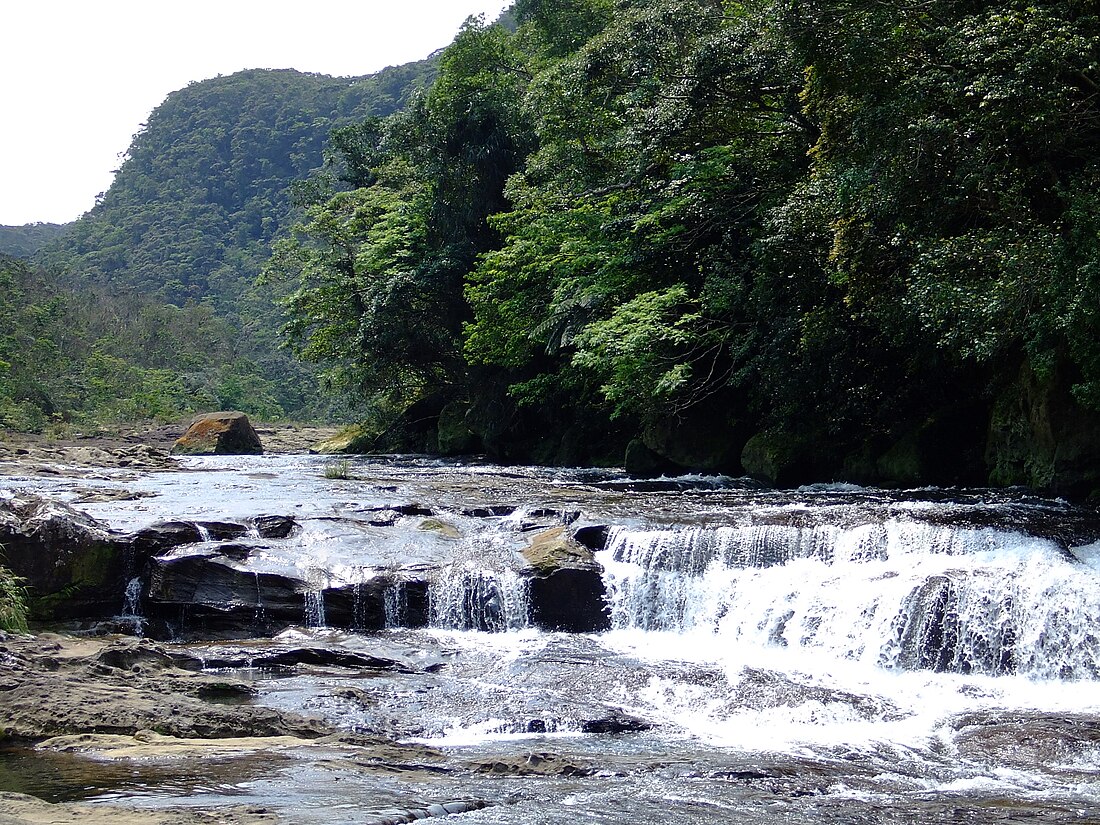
0, 1, 512, 226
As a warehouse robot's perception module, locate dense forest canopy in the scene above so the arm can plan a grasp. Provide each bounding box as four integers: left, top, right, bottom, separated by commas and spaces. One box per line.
3, 1, 1098, 494
0, 223, 67, 259
266, 0, 1100, 494
0, 61, 435, 429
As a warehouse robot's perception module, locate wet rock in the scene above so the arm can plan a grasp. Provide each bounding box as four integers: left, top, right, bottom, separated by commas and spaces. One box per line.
131, 520, 249, 554
0, 496, 137, 620
581, 711, 652, 734
366, 509, 403, 527
171, 411, 263, 456
250, 514, 299, 539
461, 505, 516, 518
523, 526, 598, 575
95, 637, 205, 672
145, 555, 306, 637
474, 752, 594, 776
210, 543, 255, 561
198, 646, 414, 672
953, 710, 1100, 775
131, 520, 203, 552
572, 524, 610, 552
417, 517, 461, 539
322, 578, 430, 630
522, 527, 610, 632
393, 504, 435, 517
0, 634, 330, 743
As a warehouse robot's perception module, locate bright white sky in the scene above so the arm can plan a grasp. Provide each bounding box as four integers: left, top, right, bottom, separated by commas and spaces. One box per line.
0, 1, 512, 226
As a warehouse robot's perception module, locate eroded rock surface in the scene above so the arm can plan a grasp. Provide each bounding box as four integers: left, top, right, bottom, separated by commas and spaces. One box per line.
0, 634, 331, 742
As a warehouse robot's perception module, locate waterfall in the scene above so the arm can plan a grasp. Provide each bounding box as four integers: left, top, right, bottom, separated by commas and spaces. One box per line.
304, 589, 327, 628
598, 520, 1100, 679
383, 580, 407, 629
252, 571, 266, 628
429, 567, 529, 632
119, 576, 147, 637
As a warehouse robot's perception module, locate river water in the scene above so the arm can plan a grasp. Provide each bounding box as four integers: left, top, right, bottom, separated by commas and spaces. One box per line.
7, 454, 1100, 822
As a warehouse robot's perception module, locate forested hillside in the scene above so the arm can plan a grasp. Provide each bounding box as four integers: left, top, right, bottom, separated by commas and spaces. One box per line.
0, 223, 68, 259
0, 61, 434, 429
268, 0, 1100, 495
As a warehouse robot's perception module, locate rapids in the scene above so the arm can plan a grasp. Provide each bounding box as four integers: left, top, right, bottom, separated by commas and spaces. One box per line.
5, 454, 1100, 822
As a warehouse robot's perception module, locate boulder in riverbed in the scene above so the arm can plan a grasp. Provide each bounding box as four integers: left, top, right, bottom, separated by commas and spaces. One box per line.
171, 411, 263, 456
522, 527, 609, 633
0, 496, 136, 620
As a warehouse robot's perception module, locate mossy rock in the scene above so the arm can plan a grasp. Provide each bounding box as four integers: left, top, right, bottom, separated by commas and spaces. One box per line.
417, 518, 461, 539
313, 424, 377, 454
521, 527, 598, 576
641, 402, 744, 473
172, 411, 262, 456
437, 400, 481, 455
740, 430, 807, 486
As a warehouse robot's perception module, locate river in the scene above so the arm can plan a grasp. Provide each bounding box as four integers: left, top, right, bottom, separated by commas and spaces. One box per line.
5, 454, 1100, 823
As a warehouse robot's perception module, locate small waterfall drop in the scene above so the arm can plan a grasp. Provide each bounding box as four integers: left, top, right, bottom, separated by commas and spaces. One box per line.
598, 519, 1100, 679
383, 580, 408, 629
429, 567, 529, 632
119, 576, 146, 636
303, 568, 328, 628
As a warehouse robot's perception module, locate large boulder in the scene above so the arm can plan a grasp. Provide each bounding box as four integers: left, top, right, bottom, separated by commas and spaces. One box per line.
521, 527, 609, 633
0, 496, 137, 620
171, 411, 263, 456
146, 555, 305, 637
640, 399, 745, 473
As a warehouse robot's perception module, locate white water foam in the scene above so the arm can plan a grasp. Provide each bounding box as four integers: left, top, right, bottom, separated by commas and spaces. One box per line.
598, 521, 1100, 679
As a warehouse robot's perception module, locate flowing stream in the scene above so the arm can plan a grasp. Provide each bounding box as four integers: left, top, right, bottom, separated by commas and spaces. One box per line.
6, 455, 1100, 822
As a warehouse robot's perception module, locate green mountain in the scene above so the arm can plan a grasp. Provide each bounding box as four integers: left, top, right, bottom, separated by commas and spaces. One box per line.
47, 65, 434, 304
9, 61, 437, 426
0, 223, 68, 259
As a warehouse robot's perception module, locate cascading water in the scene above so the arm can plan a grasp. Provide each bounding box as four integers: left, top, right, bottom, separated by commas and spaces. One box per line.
597, 518, 1100, 679
118, 576, 146, 636
18, 455, 1100, 822
382, 580, 407, 629
428, 567, 529, 632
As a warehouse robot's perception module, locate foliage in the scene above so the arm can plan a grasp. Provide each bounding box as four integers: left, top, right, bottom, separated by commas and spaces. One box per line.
17, 0, 1097, 477
270, 0, 1100, 473
0, 223, 68, 259
323, 459, 353, 480
265, 17, 533, 414
0, 561, 29, 633
29, 63, 436, 424
0, 254, 286, 430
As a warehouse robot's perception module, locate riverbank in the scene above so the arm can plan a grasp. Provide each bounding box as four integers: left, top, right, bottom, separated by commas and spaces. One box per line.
0, 422, 342, 477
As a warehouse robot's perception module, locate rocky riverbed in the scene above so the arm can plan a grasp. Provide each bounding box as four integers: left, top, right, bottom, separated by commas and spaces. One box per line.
6, 430, 1100, 823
